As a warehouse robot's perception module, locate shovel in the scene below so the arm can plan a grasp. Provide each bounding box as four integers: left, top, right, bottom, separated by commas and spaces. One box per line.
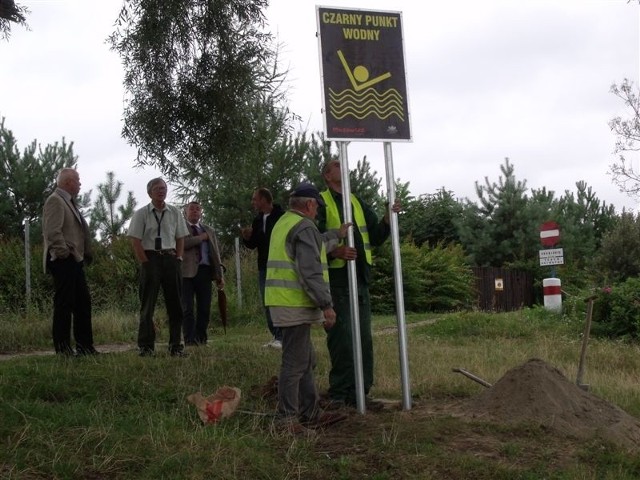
452, 368, 492, 388
576, 294, 597, 391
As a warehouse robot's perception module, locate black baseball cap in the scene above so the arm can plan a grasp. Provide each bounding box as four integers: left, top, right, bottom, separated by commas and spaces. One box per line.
290, 182, 325, 207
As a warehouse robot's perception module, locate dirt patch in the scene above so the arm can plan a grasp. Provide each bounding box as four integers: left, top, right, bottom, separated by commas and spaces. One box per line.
0, 343, 136, 361
459, 358, 640, 450
310, 358, 640, 477
375, 318, 437, 336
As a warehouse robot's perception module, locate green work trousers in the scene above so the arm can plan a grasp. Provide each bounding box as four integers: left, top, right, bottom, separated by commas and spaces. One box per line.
326, 285, 373, 403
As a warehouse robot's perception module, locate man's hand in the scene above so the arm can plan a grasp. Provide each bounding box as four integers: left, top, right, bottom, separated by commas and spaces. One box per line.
384, 199, 402, 224
322, 307, 337, 329
330, 245, 357, 261
240, 227, 252, 240
338, 222, 352, 239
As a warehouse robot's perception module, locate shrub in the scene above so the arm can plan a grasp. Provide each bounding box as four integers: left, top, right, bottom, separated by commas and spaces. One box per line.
595, 212, 640, 284
591, 278, 640, 339
0, 238, 51, 312
371, 241, 475, 314
86, 236, 139, 311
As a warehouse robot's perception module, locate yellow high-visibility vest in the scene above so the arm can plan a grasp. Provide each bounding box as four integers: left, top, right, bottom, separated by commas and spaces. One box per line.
265, 212, 328, 307
320, 190, 372, 267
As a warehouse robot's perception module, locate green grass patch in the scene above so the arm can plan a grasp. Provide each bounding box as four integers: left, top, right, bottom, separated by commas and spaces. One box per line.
2, 309, 640, 478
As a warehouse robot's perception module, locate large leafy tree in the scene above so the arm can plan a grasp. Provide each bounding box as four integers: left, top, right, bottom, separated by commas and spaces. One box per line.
109, 0, 302, 247
0, 118, 77, 240
608, 79, 640, 197
108, 0, 289, 182
90, 171, 137, 244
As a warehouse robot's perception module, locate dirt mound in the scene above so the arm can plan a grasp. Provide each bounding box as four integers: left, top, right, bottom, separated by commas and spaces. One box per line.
463, 358, 640, 450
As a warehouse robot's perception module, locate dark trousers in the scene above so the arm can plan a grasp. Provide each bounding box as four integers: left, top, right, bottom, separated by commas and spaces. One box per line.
326, 286, 373, 403
182, 265, 213, 344
259, 268, 282, 341
48, 256, 93, 353
137, 253, 184, 352
278, 323, 319, 421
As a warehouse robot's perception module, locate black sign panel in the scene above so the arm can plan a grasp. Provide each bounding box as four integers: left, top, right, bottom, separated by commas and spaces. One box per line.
317, 7, 411, 141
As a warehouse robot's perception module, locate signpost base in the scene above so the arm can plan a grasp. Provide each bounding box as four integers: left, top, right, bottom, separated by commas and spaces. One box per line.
543, 278, 562, 313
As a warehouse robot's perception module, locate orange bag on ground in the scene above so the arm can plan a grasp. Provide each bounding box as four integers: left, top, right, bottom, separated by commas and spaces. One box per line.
187, 386, 241, 424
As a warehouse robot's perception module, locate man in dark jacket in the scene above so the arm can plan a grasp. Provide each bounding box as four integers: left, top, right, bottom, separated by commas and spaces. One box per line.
241, 187, 285, 348
182, 201, 225, 346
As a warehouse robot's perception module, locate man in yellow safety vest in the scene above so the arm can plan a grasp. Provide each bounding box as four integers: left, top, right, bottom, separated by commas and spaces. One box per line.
265, 182, 350, 435
318, 158, 401, 410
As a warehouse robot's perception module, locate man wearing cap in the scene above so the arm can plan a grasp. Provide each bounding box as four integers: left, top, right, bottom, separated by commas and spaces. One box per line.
128, 178, 190, 357
265, 182, 350, 434
318, 158, 401, 409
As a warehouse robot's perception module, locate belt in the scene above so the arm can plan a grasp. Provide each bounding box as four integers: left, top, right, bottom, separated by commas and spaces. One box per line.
145, 249, 176, 256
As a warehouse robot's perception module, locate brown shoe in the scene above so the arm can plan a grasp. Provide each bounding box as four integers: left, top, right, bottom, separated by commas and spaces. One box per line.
303, 412, 348, 429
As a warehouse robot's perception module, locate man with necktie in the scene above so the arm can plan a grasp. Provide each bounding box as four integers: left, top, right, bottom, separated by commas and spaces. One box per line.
128, 178, 189, 357
181, 201, 225, 345
42, 168, 98, 356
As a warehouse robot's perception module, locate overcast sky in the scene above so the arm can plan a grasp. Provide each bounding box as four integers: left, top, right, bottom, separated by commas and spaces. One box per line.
1, 0, 639, 214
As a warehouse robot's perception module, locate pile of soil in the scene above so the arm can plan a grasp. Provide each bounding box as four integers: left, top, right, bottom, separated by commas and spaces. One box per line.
463, 358, 640, 450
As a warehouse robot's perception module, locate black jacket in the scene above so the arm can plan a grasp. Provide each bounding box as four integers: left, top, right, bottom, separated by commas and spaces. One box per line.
242, 204, 285, 270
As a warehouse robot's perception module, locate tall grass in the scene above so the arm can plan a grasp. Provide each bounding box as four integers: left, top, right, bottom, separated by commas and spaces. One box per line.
2, 309, 640, 479
0, 246, 267, 354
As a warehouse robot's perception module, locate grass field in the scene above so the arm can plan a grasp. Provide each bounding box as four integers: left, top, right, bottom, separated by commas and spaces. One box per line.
2, 308, 640, 479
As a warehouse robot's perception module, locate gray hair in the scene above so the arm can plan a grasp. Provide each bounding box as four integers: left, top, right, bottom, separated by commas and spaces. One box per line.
321, 158, 340, 175
56, 168, 77, 186
146, 177, 166, 195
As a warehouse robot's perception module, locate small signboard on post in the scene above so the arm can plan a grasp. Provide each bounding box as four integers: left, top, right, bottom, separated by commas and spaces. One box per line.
539, 248, 564, 266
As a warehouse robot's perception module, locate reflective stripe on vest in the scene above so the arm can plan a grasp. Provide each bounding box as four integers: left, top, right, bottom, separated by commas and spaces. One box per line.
320, 190, 372, 268
264, 211, 328, 307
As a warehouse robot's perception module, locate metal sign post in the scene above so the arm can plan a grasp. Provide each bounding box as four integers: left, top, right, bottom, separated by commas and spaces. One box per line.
318, 6, 413, 412
383, 142, 411, 410
337, 142, 366, 414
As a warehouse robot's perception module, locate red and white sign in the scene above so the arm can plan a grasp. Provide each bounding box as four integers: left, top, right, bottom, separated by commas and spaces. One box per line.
540, 221, 560, 247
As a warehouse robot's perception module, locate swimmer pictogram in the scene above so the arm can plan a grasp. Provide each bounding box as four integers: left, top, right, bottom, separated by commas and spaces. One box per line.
317, 7, 411, 141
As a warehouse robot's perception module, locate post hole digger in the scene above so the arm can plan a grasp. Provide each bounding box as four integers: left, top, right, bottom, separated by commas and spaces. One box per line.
453, 294, 598, 392
576, 294, 597, 391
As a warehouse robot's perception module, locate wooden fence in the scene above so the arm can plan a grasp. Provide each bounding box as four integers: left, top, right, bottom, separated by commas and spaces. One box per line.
471, 267, 534, 312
